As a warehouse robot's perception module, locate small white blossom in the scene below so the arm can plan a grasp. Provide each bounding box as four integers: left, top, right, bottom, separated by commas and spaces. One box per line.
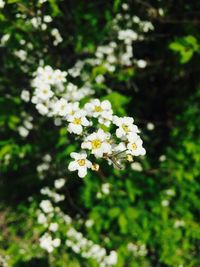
37, 213, 47, 224
174, 220, 185, 228
49, 222, 59, 232
84, 99, 112, 118
127, 133, 146, 156
68, 152, 92, 178
81, 129, 111, 158
40, 200, 53, 213
67, 110, 90, 135
54, 178, 65, 189
147, 122, 155, 130
159, 155, 166, 162
131, 162, 143, 171
18, 126, 29, 137
161, 200, 169, 207
53, 98, 69, 117
35, 84, 54, 100
101, 183, 110, 195
137, 59, 147, 68
113, 116, 139, 138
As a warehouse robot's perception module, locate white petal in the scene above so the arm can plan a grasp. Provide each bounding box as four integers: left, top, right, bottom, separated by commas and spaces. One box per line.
78, 167, 87, 178
116, 128, 124, 138
68, 161, 78, 171
81, 141, 91, 150
101, 100, 111, 110
82, 117, 90, 126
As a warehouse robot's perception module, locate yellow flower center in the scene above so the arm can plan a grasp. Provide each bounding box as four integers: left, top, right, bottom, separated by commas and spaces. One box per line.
73, 118, 81, 125
122, 124, 129, 133
94, 106, 103, 112
131, 143, 137, 150
91, 139, 102, 149
77, 159, 86, 166
42, 89, 48, 94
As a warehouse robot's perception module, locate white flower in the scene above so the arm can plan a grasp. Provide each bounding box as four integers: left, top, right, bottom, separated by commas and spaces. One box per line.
52, 238, 61, 247
118, 29, 138, 42
0, 33, 10, 46
39, 234, 61, 253
98, 110, 113, 127
127, 133, 146, 156
84, 99, 112, 118
36, 103, 49, 115
21, 90, 30, 102
37, 213, 47, 224
14, 50, 27, 61
54, 69, 67, 83
54, 178, 65, 189
122, 3, 129, 10
53, 98, 68, 116
38, 65, 55, 84
0, 0, 5, 9
113, 116, 139, 138
137, 59, 147, 68
24, 120, 33, 130
165, 189, 175, 196
49, 222, 59, 232
131, 162, 143, 171
81, 129, 111, 158
104, 251, 118, 265
68, 152, 92, 178
147, 122, 155, 130
67, 110, 90, 135
18, 126, 29, 137
51, 28, 63, 46
174, 220, 185, 228
43, 15, 53, 23
101, 183, 110, 195
161, 200, 169, 207
159, 155, 166, 162
65, 102, 80, 116
35, 84, 54, 100
39, 233, 54, 253
85, 219, 94, 228
40, 200, 53, 213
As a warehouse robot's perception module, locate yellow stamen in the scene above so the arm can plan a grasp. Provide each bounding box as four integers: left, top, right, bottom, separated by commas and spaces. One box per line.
94, 106, 103, 112
42, 89, 48, 94
122, 124, 129, 133
73, 118, 81, 125
127, 155, 133, 162
77, 159, 85, 166
132, 143, 137, 150
91, 139, 102, 149
91, 163, 99, 171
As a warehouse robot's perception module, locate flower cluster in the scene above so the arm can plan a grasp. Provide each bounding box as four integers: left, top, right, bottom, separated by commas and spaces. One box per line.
127, 242, 148, 257
67, 104, 146, 178
37, 181, 118, 266
66, 228, 117, 267
0, 255, 8, 267
30, 66, 145, 178
31, 66, 93, 117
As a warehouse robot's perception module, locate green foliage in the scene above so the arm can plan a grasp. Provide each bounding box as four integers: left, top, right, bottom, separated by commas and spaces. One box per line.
1, 1, 200, 267
169, 35, 199, 63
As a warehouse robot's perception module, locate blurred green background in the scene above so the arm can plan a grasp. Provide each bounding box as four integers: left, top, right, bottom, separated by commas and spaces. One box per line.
0, 0, 200, 266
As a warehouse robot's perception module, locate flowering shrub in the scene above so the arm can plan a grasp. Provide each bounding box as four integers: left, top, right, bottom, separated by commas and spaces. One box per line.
1, 1, 200, 267
30, 65, 145, 177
